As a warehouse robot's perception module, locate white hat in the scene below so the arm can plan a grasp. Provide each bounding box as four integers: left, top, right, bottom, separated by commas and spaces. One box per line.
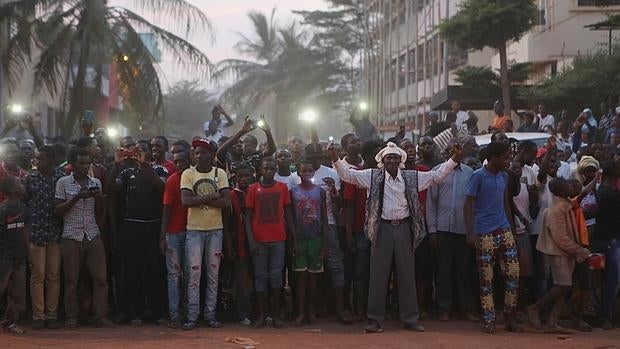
375, 142, 407, 169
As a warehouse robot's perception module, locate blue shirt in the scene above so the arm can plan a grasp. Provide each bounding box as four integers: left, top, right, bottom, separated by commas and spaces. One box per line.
466, 167, 510, 235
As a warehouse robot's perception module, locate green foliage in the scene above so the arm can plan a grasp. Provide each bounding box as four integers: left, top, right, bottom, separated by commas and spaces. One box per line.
455, 62, 532, 93
0, 0, 211, 137
439, 0, 537, 50
163, 80, 217, 140
524, 45, 620, 116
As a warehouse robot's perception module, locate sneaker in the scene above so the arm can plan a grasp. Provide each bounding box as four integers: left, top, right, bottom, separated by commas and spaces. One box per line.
168, 319, 182, 329
240, 318, 252, 326
46, 319, 62, 330
65, 318, 79, 329
364, 323, 383, 334
31, 319, 45, 330
182, 321, 196, 330
129, 319, 143, 327
482, 321, 496, 334
205, 319, 222, 328
94, 318, 115, 328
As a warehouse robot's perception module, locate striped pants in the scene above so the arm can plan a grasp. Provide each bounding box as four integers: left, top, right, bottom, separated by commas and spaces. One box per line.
475, 229, 520, 324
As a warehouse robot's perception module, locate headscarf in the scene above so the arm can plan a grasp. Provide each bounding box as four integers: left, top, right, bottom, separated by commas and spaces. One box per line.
577, 155, 600, 174
375, 142, 407, 169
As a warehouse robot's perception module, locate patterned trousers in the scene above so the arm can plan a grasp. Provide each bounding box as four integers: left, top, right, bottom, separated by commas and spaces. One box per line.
475, 229, 520, 324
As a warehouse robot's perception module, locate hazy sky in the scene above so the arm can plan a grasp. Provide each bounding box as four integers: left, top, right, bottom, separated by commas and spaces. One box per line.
127, 0, 331, 90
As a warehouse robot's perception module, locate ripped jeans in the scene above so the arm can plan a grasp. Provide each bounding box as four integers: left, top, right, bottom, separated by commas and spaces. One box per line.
165, 232, 186, 321
185, 230, 223, 323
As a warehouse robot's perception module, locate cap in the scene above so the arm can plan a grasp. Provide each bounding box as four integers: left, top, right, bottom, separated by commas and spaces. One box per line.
304, 143, 325, 158
192, 138, 217, 152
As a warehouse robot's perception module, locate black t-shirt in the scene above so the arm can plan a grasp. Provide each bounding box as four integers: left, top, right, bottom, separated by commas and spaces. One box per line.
118, 166, 168, 221
0, 201, 30, 258
595, 184, 620, 241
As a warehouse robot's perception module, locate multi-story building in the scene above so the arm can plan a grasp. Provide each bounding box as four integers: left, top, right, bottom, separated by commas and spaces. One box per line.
362, 0, 620, 135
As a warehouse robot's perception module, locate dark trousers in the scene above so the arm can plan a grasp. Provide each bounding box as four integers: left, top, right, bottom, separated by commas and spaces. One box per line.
121, 220, 166, 320
367, 222, 419, 326
435, 232, 475, 312
62, 236, 108, 321
0, 257, 26, 322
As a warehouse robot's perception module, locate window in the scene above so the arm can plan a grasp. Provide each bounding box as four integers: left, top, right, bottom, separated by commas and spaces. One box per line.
577, 0, 620, 5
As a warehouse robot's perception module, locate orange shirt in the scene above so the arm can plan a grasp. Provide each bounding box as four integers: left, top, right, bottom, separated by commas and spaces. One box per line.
571, 198, 589, 247
491, 115, 511, 132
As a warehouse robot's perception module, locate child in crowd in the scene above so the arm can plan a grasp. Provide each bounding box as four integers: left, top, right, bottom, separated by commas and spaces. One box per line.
528, 177, 591, 333
245, 157, 297, 328
290, 160, 328, 326
0, 176, 30, 334
226, 164, 255, 326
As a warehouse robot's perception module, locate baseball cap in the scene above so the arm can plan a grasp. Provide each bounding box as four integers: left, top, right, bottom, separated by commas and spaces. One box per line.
192, 138, 217, 152
305, 143, 325, 158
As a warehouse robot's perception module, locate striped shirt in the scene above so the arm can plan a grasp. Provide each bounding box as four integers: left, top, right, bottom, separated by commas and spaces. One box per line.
55, 174, 101, 242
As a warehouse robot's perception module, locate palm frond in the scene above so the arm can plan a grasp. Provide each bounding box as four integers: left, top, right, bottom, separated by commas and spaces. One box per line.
211, 58, 264, 82
109, 7, 211, 77
129, 0, 212, 38
32, 19, 76, 97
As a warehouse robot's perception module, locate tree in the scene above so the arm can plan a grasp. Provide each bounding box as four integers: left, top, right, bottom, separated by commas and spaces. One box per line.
1, 0, 211, 137
163, 80, 217, 140
524, 45, 620, 117
213, 9, 347, 141
455, 63, 532, 96
439, 0, 536, 114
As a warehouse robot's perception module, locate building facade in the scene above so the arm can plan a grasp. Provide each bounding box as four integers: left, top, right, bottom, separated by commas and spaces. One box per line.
362, 0, 620, 135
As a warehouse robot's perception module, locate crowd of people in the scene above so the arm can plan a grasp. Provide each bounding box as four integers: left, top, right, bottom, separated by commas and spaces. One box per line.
0, 101, 619, 337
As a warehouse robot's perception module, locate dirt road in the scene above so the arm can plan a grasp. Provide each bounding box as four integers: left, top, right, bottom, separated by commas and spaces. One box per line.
2, 320, 619, 349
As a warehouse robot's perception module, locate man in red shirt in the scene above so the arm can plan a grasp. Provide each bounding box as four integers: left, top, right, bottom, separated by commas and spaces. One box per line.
159, 149, 190, 329
151, 136, 175, 175
245, 157, 296, 328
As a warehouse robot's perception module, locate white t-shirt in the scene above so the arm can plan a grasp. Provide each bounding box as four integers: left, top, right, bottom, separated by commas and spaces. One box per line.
204, 131, 224, 143
557, 161, 571, 179
312, 165, 341, 225
275, 173, 301, 190
455, 110, 469, 127
513, 182, 531, 235
537, 114, 555, 131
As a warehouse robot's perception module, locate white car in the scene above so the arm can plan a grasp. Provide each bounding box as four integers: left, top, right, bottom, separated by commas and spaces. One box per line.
474, 132, 550, 149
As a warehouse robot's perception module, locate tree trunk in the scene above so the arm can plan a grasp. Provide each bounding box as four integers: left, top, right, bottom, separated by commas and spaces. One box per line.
64, 29, 91, 138
498, 41, 512, 116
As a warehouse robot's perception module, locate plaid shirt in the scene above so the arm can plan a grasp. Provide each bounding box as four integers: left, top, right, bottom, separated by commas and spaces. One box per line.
23, 169, 64, 246
55, 174, 101, 242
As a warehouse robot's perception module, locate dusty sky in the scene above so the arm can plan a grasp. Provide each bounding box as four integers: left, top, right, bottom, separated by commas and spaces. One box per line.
119, 0, 330, 90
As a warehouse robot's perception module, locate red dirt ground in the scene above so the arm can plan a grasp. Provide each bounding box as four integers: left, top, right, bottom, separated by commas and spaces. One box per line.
2, 320, 619, 349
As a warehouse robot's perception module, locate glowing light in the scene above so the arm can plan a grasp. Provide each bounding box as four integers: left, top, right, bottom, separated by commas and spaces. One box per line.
328, 136, 334, 142
121, 55, 129, 62
256, 119, 265, 128
299, 109, 317, 123
359, 102, 368, 111
8, 104, 23, 114
107, 127, 119, 138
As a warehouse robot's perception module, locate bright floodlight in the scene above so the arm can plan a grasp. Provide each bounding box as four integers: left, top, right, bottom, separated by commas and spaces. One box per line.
256, 119, 265, 128
328, 136, 334, 142
107, 127, 119, 138
300, 110, 317, 123
9, 104, 23, 114
121, 55, 129, 62
359, 102, 368, 111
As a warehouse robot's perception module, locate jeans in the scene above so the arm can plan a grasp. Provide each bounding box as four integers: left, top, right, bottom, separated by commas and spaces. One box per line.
234, 259, 253, 320
352, 233, 371, 287
601, 239, 620, 321
435, 233, 475, 312
0, 257, 27, 322
165, 232, 186, 321
185, 230, 223, 322
252, 241, 285, 292
29, 243, 61, 320
61, 236, 108, 321
326, 225, 345, 287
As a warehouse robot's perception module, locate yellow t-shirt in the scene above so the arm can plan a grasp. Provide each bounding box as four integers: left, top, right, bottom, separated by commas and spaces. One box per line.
180, 167, 229, 231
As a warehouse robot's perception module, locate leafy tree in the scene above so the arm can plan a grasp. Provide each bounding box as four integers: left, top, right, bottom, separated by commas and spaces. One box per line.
455, 63, 532, 94
524, 45, 620, 117
439, 0, 536, 114
1, 0, 211, 137
163, 80, 217, 140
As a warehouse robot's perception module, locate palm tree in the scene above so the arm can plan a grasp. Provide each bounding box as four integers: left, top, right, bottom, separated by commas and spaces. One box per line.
213, 9, 344, 141
1, 0, 211, 137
